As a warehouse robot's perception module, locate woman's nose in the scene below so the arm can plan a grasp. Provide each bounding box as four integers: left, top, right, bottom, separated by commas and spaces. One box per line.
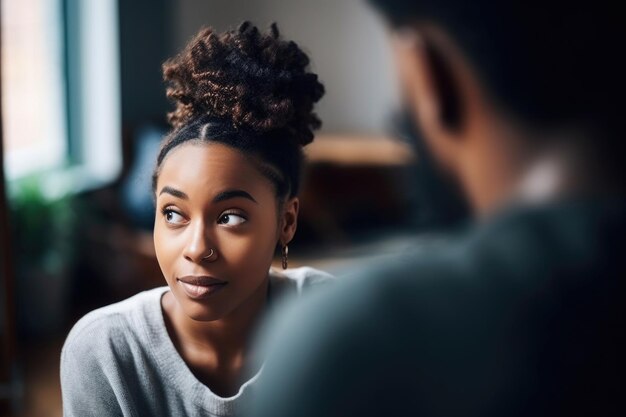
182, 220, 215, 263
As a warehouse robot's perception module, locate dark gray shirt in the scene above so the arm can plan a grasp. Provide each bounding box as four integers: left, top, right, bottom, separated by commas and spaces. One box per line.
251, 199, 626, 417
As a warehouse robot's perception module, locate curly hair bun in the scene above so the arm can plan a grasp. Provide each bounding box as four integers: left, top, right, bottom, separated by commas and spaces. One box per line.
163, 21, 325, 147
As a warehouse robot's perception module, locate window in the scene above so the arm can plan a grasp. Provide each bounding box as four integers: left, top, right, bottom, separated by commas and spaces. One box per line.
2, 0, 122, 195
1, 0, 67, 178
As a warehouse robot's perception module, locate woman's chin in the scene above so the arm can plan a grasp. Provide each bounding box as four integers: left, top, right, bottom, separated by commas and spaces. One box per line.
180, 302, 227, 322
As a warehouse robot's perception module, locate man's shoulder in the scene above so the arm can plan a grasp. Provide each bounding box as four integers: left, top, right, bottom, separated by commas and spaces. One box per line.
300, 198, 626, 326
253, 200, 626, 417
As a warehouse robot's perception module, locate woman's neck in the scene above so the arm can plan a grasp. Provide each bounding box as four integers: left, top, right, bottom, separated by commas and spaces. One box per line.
162, 277, 270, 395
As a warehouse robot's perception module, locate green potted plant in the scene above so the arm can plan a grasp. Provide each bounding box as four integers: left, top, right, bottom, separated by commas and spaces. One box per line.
9, 175, 75, 339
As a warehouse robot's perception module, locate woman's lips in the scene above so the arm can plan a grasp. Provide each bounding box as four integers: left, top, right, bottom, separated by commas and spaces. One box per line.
176, 275, 227, 299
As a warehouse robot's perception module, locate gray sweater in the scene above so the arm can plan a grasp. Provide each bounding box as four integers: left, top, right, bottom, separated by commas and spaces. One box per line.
61, 267, 332, 417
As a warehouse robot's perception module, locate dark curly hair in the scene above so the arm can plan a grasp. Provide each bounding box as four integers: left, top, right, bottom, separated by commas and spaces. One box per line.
153, 21, 325, 199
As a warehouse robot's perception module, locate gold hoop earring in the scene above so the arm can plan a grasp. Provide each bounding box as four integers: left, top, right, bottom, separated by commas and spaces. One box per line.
281, 245, 289, 270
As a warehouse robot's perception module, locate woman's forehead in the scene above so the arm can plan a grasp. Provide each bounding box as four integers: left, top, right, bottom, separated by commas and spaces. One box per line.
156, 142, 275, 199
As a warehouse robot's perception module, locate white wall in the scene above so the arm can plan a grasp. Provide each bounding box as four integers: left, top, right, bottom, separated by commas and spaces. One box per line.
173, 0, 399, 135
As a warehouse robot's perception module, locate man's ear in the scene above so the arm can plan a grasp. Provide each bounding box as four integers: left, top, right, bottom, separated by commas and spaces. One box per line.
278, 197, 299, 246
391, 27, 466, 132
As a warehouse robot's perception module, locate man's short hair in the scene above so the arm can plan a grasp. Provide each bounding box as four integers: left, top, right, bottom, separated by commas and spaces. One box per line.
369, 0, 624, 140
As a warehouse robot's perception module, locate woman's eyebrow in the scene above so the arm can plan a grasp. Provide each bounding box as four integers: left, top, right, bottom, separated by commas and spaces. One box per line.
159, 186, 188, 200
213, 189, 258, 204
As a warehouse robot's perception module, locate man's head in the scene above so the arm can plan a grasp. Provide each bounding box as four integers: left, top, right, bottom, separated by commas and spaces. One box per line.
370, 0, 624, 213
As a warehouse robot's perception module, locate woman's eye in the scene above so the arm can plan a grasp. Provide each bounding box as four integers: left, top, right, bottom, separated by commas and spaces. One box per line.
164, 209, 186, 225
218, 213, 247, 226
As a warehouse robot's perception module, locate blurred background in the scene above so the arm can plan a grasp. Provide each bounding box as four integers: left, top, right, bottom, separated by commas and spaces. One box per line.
0, 0, 468, 415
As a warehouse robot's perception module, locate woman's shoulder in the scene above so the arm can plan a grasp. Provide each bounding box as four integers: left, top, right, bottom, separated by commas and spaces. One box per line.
61, 286, 168, 360
269, 266, 334, 297
280, 266, 334, 285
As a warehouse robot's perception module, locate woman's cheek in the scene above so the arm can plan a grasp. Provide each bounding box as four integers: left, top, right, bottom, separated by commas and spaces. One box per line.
154, 227, 181, 281
220, 232, 274, 268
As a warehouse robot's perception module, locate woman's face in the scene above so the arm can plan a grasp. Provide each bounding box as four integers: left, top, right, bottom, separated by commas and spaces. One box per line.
154, 142, 295, 321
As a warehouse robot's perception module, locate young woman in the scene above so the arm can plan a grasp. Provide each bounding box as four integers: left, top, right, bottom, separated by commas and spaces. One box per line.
61, 22, 331, 416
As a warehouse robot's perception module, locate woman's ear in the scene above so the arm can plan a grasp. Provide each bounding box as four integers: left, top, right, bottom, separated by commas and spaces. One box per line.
279, 197, 299, 246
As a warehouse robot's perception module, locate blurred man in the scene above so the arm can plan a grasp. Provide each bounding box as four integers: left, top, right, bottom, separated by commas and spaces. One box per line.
250, 1, 625, 415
